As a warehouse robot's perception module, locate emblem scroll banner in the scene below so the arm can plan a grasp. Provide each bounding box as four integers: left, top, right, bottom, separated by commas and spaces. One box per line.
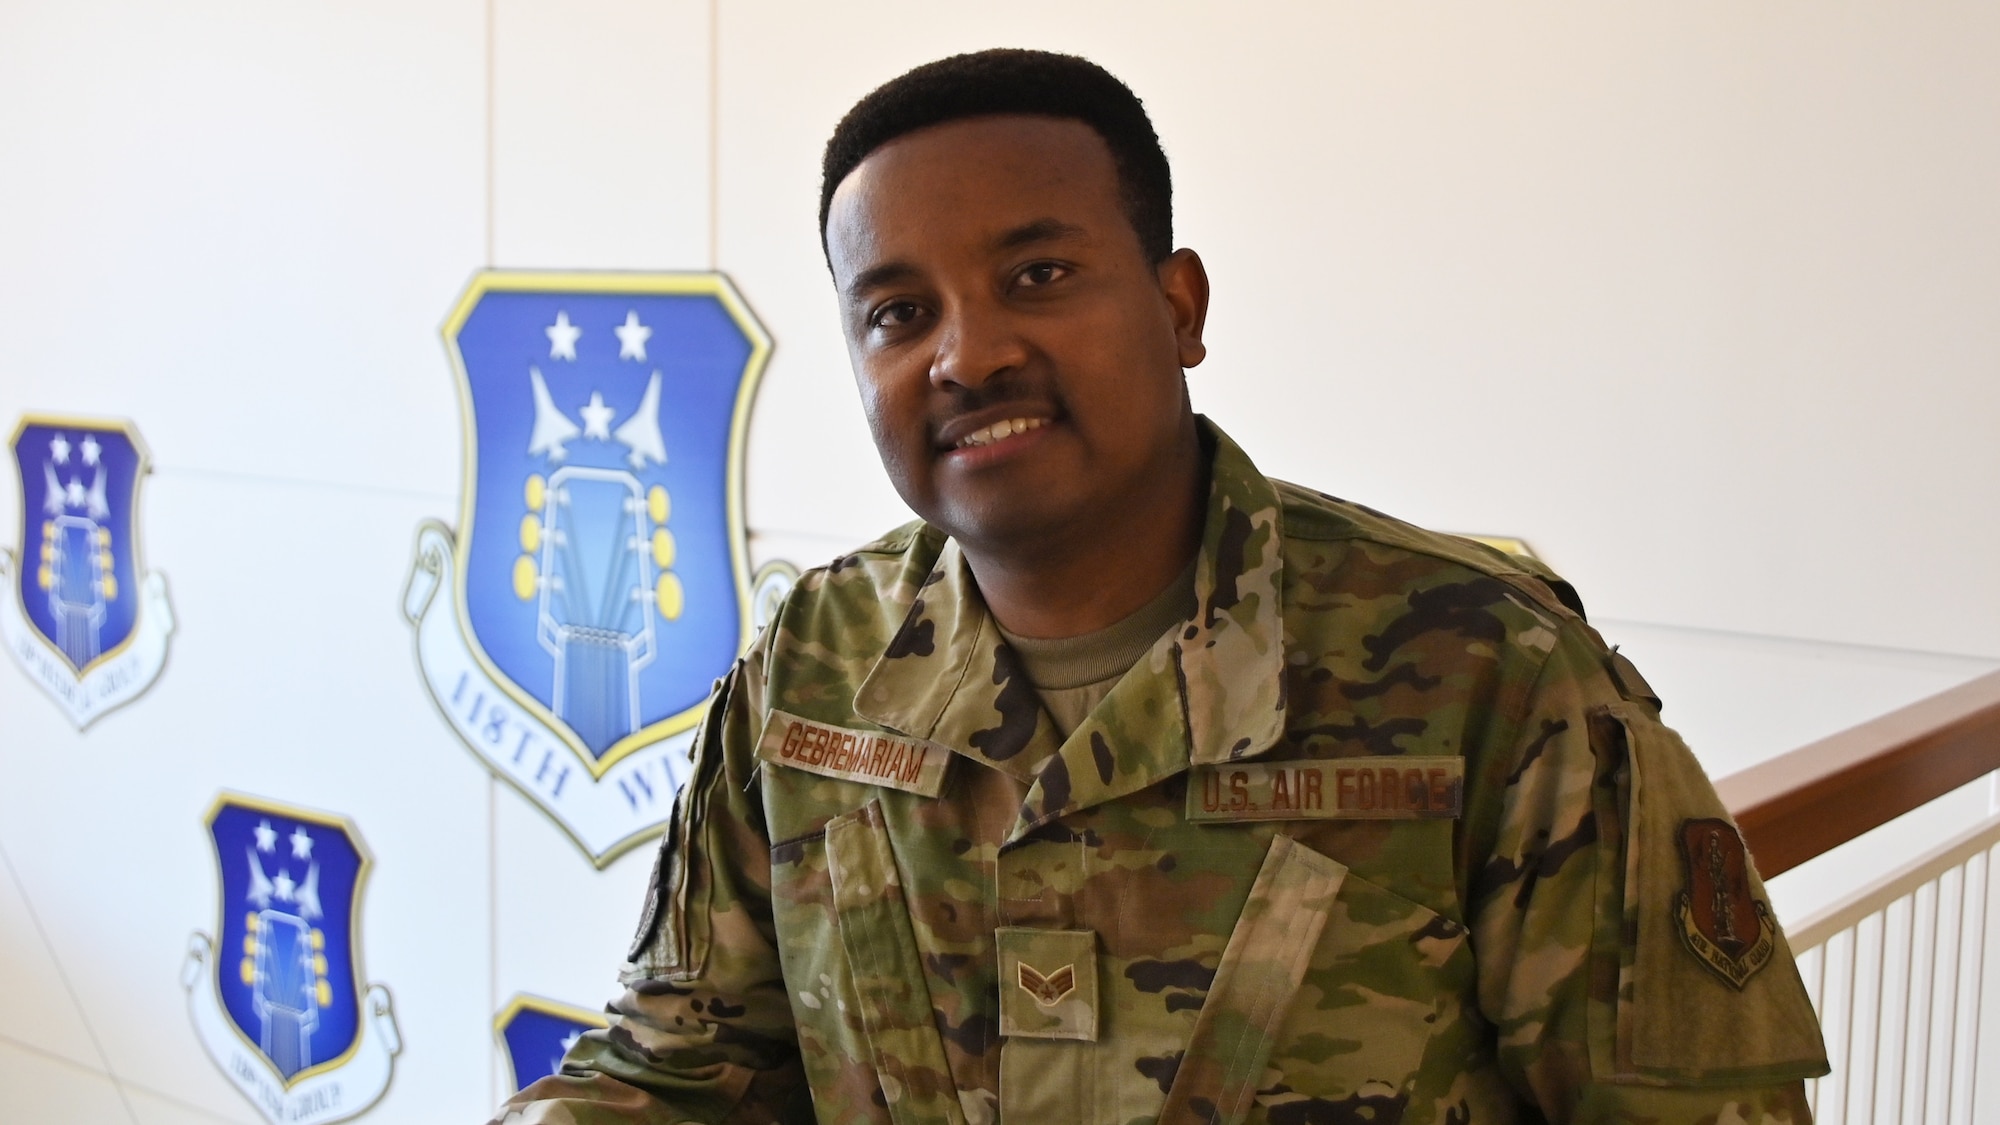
409, 272, 788, 866
4, 417, 173, 727
2, 562, 172, 727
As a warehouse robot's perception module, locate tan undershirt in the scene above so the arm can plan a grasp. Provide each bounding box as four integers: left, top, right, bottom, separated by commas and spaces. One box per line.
994, 558, 1198, 741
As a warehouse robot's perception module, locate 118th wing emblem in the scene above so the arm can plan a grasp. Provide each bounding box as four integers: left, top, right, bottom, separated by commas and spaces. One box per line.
405, 272, 791, 866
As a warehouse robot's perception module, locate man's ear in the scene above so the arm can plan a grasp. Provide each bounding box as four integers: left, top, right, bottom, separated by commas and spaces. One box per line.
1159, 249, 1210, 369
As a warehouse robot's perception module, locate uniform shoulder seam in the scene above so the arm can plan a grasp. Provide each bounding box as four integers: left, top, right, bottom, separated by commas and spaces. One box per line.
1273, 480, 1583, 622
1275, 480, 1527, 576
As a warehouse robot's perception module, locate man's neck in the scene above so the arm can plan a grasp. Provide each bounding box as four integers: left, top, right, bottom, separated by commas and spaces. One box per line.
962, 427, 1207, 640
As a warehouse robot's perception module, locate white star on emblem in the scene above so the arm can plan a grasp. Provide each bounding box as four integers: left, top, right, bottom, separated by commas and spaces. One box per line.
290, 827, 314, 860
614, 311, 651, 362
579, 392, 616, 441
80, 436, 100, 466
64, 478, 86, 509
49, 435, 70, 464
254, 820, 277, 852
561, 1029, 583, 1053
273, 870, 296, 902
546, 311, 581, 361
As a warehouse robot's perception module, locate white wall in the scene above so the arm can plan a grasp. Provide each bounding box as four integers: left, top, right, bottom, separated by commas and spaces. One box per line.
1, 2, 1995, 1121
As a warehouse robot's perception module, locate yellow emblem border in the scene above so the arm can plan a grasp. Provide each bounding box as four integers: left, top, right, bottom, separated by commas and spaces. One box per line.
199, 791, 378, 1091
438, 270, 772, 781
7, 412, 155, 679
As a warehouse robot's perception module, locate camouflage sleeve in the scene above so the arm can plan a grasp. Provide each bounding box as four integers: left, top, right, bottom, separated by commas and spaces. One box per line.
1463, 616, 1829, 1124
493, 643, 808, 1124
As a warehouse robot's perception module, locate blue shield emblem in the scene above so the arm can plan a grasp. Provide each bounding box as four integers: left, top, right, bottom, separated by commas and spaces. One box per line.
495, 993, 609, 1093
3, 415, 174, 727
404, 272, 774, 864
183, 795, 399, 1124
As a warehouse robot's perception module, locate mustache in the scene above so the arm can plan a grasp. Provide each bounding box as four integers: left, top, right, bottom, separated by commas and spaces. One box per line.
927, 380, 1055, 433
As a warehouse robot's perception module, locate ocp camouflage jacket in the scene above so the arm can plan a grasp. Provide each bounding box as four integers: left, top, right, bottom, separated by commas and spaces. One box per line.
497, 422, 1828, 1125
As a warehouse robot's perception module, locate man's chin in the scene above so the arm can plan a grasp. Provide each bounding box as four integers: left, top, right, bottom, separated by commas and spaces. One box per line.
927, 498, 1086, 559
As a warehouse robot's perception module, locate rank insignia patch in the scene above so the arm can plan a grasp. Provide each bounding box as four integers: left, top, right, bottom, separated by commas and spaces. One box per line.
404, 272, 787, 865
996, 927, 1099, 1041
1675, 817, 1776, 989
495, 993, 610, 1093
182, 794, 400, 1124
1, 416, 174, 727
1017, 961, 1077, 1007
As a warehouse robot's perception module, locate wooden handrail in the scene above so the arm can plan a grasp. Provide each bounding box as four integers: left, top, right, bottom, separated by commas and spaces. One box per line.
1716, 668, 2000, 878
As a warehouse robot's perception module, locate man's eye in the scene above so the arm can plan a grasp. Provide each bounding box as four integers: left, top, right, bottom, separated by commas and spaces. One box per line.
870, 301, 921, 329
1016, 262, 1068, 288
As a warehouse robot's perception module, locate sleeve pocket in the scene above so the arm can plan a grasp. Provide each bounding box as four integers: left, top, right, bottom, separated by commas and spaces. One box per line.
623, 674, 734, 983
1592, 702, 1829, 1086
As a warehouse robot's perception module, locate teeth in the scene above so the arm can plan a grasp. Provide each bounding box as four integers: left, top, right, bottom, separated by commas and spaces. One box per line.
956, 417, 1047, 448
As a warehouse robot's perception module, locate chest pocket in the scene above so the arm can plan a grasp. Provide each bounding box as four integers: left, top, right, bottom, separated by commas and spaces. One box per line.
1159, 835, 1469, 1125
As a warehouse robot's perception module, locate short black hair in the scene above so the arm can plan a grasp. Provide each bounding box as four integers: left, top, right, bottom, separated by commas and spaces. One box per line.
820, 49, 1174, 262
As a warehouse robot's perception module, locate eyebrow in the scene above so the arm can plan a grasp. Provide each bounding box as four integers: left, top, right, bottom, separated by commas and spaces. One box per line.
842, 218, 1090, 303
995, 217, 1087, 251
845, 261, 919, 302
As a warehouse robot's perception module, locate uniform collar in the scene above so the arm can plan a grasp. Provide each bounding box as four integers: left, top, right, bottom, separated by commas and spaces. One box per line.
853, 418, 1288, 842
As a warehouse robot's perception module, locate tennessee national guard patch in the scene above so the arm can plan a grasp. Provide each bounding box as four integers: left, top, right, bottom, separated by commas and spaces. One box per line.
756, 710, 951, 797
1675, 817, 1776, 989
404, 271, 793, 866
1188, 757, 1464, 822
2, 416, 175, 728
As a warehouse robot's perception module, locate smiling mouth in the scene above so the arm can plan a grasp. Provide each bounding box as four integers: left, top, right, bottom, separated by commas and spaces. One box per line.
953, 416, 1049, 449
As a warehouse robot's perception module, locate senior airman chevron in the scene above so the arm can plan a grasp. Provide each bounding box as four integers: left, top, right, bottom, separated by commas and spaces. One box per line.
1188, 756, 1465, 821
756, 711, 951, 797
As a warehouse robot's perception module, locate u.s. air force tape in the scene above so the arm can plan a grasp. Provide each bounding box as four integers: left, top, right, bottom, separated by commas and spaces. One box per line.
1188, 757, 1464, 821
756, 710, 950, 797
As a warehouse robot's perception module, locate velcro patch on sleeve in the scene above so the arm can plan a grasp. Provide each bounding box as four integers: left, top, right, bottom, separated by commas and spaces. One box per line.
756, 710, 950, 798
1188, 757, 1464, 821
1674, 817, 1776, 989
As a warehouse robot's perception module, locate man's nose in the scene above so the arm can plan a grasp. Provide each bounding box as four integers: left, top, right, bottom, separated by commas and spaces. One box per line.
928, 296, 1030, 390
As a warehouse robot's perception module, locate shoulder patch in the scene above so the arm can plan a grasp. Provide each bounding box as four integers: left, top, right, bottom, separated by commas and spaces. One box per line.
1675, 818, 1776, 989
756, 710, 950, 797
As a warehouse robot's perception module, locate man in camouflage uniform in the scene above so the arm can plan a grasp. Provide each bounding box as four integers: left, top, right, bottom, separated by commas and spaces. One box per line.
496, 50, 1827, 1125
